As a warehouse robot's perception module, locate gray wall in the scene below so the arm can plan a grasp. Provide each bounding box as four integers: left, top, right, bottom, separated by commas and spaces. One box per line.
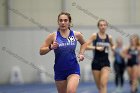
0, 26, 140, 84
8, 0, 61, 27
0, 0, 7, 26
0, 0, 140, 27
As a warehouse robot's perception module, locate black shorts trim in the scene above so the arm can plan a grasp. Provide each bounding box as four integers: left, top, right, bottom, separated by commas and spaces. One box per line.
127, 61, 138, 67
91, 60, 110, 71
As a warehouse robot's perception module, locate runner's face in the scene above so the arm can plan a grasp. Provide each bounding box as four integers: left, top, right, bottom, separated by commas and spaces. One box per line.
130, 37, 137, 46
98, 21, 107, 33
58, 15, 70, 31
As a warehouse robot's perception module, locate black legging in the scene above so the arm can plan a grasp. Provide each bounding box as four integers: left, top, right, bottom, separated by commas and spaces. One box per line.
114, 62, 126, 87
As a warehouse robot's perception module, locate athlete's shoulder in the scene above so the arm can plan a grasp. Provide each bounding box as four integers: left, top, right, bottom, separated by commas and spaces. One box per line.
49, 32, 56, 37
123, 46, 130, 52
49, 32, 56, 36
46, 32, 57, 41
73, 31, 83, 36
92, 33, 97, 37
108, 34, 112, 39
73, 31, 84, 40
91, 33, 97, 40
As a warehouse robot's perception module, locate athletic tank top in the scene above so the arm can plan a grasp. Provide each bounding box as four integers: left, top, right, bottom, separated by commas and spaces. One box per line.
93, 33, 110, 61
128, 48, 138, 63
54, 30, 78, 71
114, 47, 124, 64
